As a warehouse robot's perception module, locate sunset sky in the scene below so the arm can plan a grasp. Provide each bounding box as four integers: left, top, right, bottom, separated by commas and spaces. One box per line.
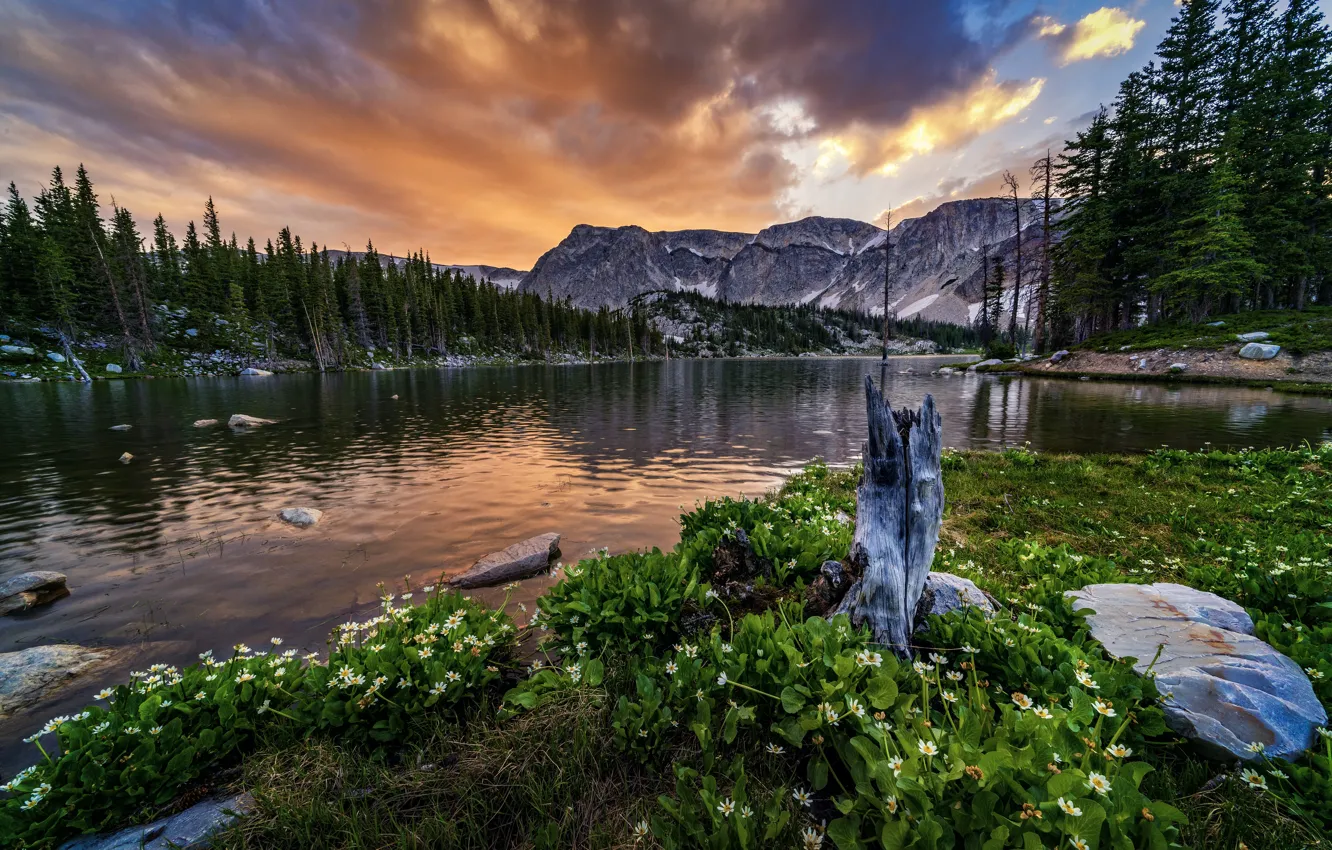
1, 0, 1320, 269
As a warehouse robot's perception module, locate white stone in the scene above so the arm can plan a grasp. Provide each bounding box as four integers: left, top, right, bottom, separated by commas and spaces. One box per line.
109, 424, 132, 431
118, 452, 133, 464
193, 419, 219, 428
1238, 342, 1280, 360
450, 533, 561, 588
1169, 363, 1188, 372
278, 507, 323, 528
228, 414, 276, 427
105, 363, 122, 373
239, 367, 272, 376
1067, 582, 1326, 761
1236, 331, 1270, 342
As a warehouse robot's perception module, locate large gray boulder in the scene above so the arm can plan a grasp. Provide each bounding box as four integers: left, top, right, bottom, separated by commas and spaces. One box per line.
1067, 582, 1326, 761
278, 507, 323, 528
914, 572, 997, 631
1050, 350, 1071, 363
967, 358, 1004, 372
105, 363, 122, 374
0, 645, 114, 719
59, 792, 254, 850
1238, 342, 1280, 360
450, 533, 561, 589
0, 571, 70, 615
228, 414, 276, 427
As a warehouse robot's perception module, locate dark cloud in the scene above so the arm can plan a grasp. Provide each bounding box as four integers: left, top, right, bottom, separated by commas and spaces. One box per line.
0, 0, 1022, 265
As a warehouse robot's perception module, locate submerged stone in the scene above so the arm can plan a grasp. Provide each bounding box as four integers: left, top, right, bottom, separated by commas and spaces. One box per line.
278, 507, 323, 528
1067, 582, 1326, 761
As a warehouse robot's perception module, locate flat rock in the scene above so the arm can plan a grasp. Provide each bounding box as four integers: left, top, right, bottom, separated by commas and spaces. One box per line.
228, 414, 276, 427
278, 507, 323, 528
105, 363, 122, 374
1238, 342, 1280, 360
914, 572, 997, 631
1050, 349, 1071, 363
118, 452, 133, 464
967, 358, 1004, 371
1067, 582, 1326, 761
0, 571, 70, 616
239, 367, 273, 376
0, 645, 115, 719
1236, 331, 1270, 342
109, 424, 132, 431
59, 792, 255, 850
450, 533, 561, 589
193, 419, 220, 428
1169, 363, 1188, 372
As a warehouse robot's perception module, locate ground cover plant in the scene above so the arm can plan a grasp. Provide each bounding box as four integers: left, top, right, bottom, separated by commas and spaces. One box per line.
1070, 307, 1332, 357
2, 445, 1330, 848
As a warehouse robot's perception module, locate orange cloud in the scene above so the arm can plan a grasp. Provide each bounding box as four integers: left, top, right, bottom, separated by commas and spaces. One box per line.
814, 73, 1045, 177
1039, 7, 1146, 65
0, 1, 1030, 267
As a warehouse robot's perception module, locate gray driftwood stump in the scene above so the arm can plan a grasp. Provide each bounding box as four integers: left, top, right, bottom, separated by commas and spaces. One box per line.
834, 377, 944, 655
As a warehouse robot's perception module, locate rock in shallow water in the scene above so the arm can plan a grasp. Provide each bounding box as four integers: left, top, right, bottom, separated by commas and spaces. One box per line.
0, 571, 69, 615
118, 452, 133, 464
228, 414, 275, 427
193, 419, 219, 428
278, 507, 323, 528
109, 424, 132, 431
239, 367, 273, 376
450, 533, 561, 588
59, 792, 255, 850
1067, 582, 1326, 761
0, 644, 114, 719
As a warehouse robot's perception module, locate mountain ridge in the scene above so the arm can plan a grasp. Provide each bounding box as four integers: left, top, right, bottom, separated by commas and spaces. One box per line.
517, 198, 1057, 325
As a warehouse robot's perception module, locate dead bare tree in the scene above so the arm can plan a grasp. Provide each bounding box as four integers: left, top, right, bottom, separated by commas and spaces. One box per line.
834, 378, 944, 655
1002, 170, 1023, 347
1030, 151, 1055, 354
881, 207, 894, 361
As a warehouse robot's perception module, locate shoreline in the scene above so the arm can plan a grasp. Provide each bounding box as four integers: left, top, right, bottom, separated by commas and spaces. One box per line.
0, 350, 979, 384
962, 345, 1332, 395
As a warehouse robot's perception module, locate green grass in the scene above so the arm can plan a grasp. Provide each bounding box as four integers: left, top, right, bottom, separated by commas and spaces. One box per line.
1075, 307, 1332, 356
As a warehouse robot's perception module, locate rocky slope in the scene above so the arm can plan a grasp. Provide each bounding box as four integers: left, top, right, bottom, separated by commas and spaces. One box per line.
518, 198, 1057, 325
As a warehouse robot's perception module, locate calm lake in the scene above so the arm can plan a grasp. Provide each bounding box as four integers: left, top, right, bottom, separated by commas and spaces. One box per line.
2, 355, 1332, 751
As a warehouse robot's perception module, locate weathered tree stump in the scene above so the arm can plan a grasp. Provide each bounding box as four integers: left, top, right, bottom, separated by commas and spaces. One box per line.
833, 377, 943, 655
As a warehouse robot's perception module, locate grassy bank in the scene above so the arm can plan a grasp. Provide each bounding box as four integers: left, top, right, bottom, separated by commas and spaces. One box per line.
3, 446, 1330, 849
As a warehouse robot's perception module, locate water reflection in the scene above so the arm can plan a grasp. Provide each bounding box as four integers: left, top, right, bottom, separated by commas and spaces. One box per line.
0, 358, 1330, 747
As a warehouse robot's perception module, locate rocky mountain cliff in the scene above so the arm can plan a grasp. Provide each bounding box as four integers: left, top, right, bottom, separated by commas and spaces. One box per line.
518, 198, 1058, 325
